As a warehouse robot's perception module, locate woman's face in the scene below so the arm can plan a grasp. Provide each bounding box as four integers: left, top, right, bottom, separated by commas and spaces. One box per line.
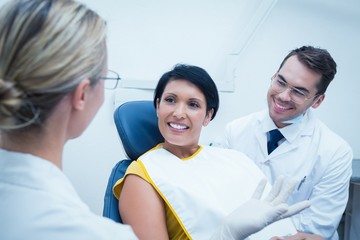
156, 79, 212, 155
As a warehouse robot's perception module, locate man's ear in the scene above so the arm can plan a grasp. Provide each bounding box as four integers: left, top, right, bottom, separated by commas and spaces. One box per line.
72, 79, 91, 110
311, 94, 325, 109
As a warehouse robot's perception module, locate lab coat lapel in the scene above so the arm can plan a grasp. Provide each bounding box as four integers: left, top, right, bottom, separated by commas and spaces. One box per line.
268, 140, 297, 159
255, 128, 268, 159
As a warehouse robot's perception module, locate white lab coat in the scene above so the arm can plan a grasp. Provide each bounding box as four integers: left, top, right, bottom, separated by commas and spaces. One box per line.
0, 148, 137, 240
223, 109, 353, 240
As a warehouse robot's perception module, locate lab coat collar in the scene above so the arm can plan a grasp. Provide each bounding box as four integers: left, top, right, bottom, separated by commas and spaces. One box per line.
0, 148, 87, 209
258, 109, 316, 159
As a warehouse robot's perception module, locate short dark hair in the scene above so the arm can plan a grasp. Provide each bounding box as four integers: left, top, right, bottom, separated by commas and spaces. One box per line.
153, 64, 219, 120
278, 46, 337, 95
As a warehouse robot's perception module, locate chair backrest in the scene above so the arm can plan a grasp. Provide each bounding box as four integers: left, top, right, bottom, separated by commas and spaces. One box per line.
102, 100, 164, 223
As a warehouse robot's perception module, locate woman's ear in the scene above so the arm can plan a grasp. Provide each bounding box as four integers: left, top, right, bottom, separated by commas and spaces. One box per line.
72, 79, 91, 110
203, 108, 214, 126
155, 98, 160, 117
155, 98, 160, 109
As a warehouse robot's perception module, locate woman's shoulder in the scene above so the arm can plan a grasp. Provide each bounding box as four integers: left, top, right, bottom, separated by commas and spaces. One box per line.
113, 160, 150, 199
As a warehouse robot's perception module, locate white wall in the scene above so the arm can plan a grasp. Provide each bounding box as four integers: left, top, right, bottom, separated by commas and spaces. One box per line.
60, 0, 360, 215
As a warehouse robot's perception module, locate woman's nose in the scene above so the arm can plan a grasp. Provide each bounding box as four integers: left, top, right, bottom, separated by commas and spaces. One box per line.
173, 104, 186, 118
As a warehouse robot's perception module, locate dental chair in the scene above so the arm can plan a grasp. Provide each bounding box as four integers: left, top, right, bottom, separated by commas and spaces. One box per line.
102, 100, 164, 223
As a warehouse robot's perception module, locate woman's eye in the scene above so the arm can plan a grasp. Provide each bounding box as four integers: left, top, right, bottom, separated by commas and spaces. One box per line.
189, 102, 200, 108
164, 97, 175, 103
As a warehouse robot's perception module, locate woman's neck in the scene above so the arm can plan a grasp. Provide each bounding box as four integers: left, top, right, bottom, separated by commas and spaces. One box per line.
0, 129, 64, 169
162, 142, 200, 159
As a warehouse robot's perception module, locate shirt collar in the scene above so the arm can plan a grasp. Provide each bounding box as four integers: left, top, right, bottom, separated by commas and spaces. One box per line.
261, 109, 312, 143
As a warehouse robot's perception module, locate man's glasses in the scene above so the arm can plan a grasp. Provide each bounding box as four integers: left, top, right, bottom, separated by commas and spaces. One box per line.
101, 70, 121, 89
270, 75, 318, 104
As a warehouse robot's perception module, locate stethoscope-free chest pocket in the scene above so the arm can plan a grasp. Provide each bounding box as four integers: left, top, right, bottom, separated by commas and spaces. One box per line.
291, 176, 314, 202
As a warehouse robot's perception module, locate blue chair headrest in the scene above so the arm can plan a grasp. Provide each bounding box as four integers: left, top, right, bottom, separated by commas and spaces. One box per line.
113, 100, 164, 160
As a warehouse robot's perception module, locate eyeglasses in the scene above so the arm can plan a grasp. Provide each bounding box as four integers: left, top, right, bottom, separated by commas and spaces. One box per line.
270, 75, 318, 104
101, 70, 121, 89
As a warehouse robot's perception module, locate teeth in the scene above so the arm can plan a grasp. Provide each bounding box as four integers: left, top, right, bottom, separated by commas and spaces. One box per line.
169, 123, 187, 130
275, 102, 288, 110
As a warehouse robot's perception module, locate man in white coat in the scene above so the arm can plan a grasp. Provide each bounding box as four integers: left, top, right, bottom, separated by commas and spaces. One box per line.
223, 46, 353, 240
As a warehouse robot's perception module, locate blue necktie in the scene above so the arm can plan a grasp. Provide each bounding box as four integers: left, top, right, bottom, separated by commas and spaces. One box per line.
267, 129, 284, 154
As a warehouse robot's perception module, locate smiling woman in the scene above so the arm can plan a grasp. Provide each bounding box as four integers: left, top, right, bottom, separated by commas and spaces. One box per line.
112, 64, 311, 240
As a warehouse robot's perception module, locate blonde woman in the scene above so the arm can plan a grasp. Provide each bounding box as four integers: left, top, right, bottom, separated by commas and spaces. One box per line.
0, 0, 136, 239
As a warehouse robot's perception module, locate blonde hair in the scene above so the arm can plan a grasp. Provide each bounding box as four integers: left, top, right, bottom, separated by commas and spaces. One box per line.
0, 0, 107, 130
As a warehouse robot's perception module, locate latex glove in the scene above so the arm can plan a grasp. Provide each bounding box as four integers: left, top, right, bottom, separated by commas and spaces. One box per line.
210, 176, 311, 240
270, 231, 324, 240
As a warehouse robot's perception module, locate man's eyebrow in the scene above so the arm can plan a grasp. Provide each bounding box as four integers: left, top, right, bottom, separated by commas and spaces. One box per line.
277, 74, 310, 94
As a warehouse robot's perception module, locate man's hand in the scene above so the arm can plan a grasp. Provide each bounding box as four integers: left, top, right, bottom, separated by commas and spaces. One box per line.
270, 231, 323, 240
210, 176, 311, 240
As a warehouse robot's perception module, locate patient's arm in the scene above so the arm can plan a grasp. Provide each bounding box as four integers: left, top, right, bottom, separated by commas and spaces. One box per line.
119, 174, 169, 240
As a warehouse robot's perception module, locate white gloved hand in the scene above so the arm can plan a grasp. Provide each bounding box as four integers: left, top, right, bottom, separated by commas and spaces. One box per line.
210, 176, 311, 240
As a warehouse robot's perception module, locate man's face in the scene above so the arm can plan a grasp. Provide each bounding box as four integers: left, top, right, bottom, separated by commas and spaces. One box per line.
267, 55, 325, 128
